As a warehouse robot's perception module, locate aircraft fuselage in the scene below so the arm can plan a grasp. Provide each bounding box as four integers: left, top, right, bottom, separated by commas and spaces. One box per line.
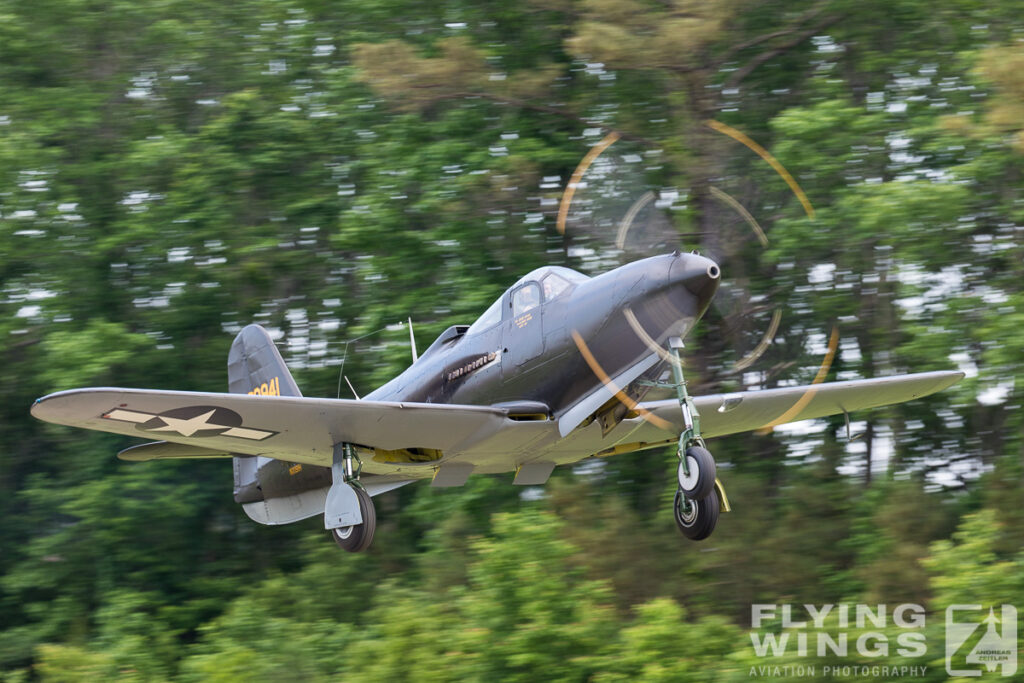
367, 252, 721, 421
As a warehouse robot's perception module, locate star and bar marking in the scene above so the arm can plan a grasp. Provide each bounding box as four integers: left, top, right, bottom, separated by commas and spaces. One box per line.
102, 405, 277, 441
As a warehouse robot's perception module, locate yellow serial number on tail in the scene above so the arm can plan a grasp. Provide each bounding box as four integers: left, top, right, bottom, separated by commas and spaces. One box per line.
248, 376, 281, 396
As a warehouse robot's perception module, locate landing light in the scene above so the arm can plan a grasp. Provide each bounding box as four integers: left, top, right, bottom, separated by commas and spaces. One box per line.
718, 394, 743, 413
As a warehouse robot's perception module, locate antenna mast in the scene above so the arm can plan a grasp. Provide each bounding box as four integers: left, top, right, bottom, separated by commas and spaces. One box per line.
408, 317, 418, 363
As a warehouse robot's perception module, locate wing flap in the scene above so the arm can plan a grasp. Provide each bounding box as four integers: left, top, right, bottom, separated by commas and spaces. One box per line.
634, 371, 964, 439
32, 388, 510, 468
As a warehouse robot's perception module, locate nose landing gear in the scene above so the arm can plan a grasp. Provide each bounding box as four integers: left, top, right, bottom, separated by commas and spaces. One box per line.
678, 445, 715, 500
674, 487, 719, 540
666, 337, 724, 541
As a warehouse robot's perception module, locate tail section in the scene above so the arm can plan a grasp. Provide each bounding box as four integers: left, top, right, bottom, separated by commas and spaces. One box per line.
225, 324, 417, 528
227, 324, 302, 397
229, 325, 324, 522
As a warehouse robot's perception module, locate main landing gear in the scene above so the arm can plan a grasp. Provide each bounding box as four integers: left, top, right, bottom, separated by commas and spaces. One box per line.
326, 443, 377, 552
332, 486, 376, 552
666, 337, 723, 541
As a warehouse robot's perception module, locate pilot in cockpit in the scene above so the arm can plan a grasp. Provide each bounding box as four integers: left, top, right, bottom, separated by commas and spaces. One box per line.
518, 285, 540, 313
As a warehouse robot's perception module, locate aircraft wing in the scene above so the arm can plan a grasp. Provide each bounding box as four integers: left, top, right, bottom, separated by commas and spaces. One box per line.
634, 370, 964, 439
31, 388, 510, 468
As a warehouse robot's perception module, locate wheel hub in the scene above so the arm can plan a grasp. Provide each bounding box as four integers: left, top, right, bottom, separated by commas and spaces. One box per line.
677, 495, 698, 526
678, 455, 700, 490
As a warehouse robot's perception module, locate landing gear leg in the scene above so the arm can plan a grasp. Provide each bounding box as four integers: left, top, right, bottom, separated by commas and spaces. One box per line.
667, 337, 722, 541
325, 443, 377, 552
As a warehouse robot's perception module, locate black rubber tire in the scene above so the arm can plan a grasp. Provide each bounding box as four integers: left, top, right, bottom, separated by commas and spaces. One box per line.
677, 445, 716, 500
331, 487, 376, 552
673, 487, 719, 541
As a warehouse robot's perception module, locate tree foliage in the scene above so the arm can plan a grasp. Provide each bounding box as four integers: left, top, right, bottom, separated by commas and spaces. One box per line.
1, 0, 1021, 679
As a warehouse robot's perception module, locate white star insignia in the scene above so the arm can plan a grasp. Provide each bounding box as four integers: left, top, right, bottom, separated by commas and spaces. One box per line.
148, 409, 223, 437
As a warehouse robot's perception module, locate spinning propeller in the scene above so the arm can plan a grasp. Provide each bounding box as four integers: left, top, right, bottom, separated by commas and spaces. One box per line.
557, 122, 838, 404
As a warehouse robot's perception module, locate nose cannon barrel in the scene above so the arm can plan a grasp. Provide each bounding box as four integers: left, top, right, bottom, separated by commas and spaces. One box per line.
669, 253, 721, 317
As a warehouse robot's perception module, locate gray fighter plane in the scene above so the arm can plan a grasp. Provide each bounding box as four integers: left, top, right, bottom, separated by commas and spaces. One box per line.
31, 252, 963, 551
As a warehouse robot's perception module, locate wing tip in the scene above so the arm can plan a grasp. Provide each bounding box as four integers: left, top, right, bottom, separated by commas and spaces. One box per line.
30, 394, 55, 420
31, 388, 99, 419
932, 369, 966, 392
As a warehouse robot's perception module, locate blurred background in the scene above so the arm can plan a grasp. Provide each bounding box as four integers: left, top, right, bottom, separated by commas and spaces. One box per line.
0, 0, 1021, 680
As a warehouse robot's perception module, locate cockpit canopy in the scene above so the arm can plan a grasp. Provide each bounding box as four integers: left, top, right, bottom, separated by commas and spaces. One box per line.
465, 266, 588, 336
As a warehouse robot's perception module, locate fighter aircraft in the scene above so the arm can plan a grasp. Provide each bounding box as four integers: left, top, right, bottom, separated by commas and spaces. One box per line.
31, 251, 963, 551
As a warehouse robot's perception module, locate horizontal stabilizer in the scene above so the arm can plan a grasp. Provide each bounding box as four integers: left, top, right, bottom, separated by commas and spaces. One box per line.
243, 477, 416, 526
118, 441, 236, 461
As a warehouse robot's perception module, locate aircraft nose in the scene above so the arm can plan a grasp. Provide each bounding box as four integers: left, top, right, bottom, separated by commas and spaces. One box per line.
669, 252, 721, 315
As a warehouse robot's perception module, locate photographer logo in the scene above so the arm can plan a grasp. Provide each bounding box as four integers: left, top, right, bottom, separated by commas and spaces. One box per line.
945, 605, 1017, 677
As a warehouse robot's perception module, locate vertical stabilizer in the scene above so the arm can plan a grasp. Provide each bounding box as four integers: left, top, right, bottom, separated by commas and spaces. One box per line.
228, 324, 303, 506
227, 324, 302, 397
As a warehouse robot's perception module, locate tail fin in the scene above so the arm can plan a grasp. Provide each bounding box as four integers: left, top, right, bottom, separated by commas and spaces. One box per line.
228, 324, 303, 508
227, 324, 302, 397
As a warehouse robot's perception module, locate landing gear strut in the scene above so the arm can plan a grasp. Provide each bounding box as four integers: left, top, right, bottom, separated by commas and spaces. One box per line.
326, 443, 377, 552
666, 337, 721, 541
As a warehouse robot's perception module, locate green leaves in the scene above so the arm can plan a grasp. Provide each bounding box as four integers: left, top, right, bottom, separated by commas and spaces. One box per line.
2, 0, 1023, 679
39, 320, 154, 392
